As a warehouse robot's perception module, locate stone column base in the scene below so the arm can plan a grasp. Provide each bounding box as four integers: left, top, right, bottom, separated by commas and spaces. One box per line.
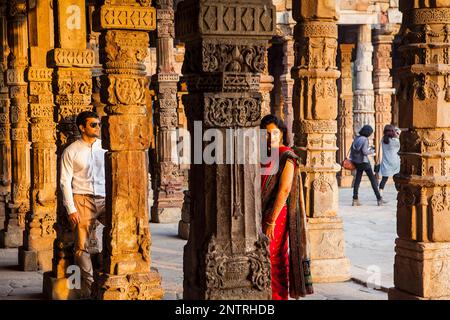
308, 217, 351, 283
388, 288, 450, 300
151, 206, 181, 223
178, 220, 189, 240
18, 246, 53, 271
42, 271, 82, 300
337, 173, 353, 188
96, 268, 164, 300
392, 239, 450, 299
310, 257, 351, 283
0, 227, 23, 248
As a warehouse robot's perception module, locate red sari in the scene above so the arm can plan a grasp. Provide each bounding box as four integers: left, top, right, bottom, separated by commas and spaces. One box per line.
261, 146, 313, 300
261, 146, 293, 300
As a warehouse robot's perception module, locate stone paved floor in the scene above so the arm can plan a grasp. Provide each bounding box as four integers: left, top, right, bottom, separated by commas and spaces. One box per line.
0, 183, 396, 300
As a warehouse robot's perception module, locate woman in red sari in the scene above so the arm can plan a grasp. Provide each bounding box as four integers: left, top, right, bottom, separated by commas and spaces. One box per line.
260, 115, 313, 300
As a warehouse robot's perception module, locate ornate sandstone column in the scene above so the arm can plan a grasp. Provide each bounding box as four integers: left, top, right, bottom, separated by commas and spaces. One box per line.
280, 36, 295, 147
0, 1, 10, 237
268, 41, 284, 119
337, 44, 355, 188
176, 0, 276, 299
292, 1, 351, 282
42, 0, 94, 300
151, 0, 184, 223
18, 0, 57, 272
88, 1, 105, 118
388, 1, 450, 300
3, 0, 30, 248
260, 48, 274, 117
373, 26, 395, 164
93, 1, 163, 300
353, 24, 375, 140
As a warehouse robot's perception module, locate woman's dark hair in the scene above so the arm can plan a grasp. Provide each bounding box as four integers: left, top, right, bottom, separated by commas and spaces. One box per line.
260, 114, 288, 146
359, 125, 373, 138
382, 124, 396, 144
76, 111, 99, 130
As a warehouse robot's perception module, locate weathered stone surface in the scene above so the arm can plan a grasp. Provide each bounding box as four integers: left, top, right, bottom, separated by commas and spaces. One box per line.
0, 2, 10, 239
353, 24, 375, 139
176, 0, 275, 300
390, 0, 450, 300
42, 275, 81, 300
177, 190, 190, 240
177, 220, 189, 240
3, 0, 30, 249
337, 43, 355, 188
292, 0, 351, 283
391, 240, 450, 299
20, 0, 57, 272
43, 0, 94, 299
93, 0, 163, 300
373, 26, 396, 164
152, 207, 182, 224
18, 247, 37, 271
151, 2, 184, 224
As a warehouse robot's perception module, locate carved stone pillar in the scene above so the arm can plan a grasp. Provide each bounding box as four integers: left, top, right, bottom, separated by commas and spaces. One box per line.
268, 41, 284, 119
388, 1, 450, 300
88, 1, 105, 118
176, 0, 275, 299
260, 48, 274, 116
0, 2, 10, 237
93, 1, 163, 300
281, 36, 295, 146
151, 0, 184, 223
353, 24, 375, 140
2, 0, 30, 248
178, 190, 190, 240
391, 25, 402, 127
373, 26, 395, 164
177, 86, 191, 240
337, 44, 355, 188
18, 0, 56, 272
292, 1, 351, 283
42, 0, 94, 300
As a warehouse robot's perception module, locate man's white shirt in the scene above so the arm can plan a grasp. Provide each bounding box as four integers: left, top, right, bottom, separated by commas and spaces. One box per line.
60, 138, 106, 214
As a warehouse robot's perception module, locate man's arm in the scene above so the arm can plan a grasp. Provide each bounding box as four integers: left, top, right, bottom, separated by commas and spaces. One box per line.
60, 148, 77, 215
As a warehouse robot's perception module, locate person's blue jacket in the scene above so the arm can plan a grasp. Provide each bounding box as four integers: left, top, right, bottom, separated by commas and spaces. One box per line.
350, 135, 374, 164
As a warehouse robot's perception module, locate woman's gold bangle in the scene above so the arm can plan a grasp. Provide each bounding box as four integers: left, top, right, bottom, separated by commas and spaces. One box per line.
266, 221, 276, 226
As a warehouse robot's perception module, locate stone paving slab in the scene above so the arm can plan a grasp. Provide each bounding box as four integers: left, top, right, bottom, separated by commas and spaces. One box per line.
339, 182, 396, 291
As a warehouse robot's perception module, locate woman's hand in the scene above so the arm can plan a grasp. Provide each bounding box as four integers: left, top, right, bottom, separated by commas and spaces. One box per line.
263, 221, 276, 240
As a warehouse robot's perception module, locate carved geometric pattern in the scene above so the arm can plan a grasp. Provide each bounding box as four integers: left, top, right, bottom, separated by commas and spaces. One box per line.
203, 6, 217, 31
259, 9, 272, 32
409, 8, 450, 25
177, 1, 275, 39
223, 7, 235, 31
242, 8, 254, 31
99, 6, 157, 31
54, 48, 94, 67
203, 94, 261, 128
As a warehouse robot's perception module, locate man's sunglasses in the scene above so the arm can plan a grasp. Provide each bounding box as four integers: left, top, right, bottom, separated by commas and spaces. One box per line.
89, 122, 101, 128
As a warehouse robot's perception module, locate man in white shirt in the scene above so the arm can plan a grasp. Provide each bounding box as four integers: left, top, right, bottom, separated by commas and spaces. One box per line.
60, 111, 107, 298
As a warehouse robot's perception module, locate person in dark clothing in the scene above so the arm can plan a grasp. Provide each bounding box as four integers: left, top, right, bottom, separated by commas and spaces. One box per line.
350, 125, 384, 206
